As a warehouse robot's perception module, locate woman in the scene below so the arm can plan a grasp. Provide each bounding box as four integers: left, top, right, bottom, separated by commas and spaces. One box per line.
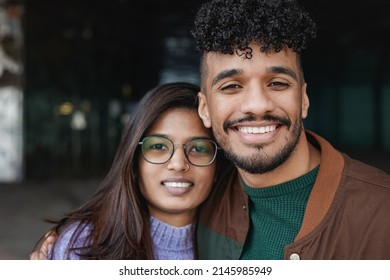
32, 82, 235, 260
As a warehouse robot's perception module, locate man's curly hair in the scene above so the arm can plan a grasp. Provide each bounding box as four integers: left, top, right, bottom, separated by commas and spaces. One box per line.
191, 0, 317, 55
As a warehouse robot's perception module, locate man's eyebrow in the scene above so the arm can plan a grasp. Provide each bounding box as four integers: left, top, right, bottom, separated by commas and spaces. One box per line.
267, 66, 298, 81
211, 69, 242, 87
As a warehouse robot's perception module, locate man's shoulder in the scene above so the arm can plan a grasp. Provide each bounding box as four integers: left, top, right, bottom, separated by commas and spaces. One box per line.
342, 154, 390, 191
306, 130, 389, 190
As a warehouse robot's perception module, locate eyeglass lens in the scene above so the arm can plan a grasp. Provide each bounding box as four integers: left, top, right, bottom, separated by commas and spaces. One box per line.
141, 136, 216, 166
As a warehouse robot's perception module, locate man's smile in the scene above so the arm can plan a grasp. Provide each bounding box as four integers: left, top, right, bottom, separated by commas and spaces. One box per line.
236, 125, 277, 134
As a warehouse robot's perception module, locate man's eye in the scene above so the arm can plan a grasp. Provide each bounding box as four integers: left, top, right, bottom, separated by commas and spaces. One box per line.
269, 81, 290, 89
221, 84, 241, 91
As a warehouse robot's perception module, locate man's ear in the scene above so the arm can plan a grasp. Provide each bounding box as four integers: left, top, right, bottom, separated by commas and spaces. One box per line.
197, 92, 212, 128
301, 83, 310, 119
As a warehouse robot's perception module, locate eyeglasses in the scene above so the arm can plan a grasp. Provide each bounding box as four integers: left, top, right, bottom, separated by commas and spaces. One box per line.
138, 136, 218, 166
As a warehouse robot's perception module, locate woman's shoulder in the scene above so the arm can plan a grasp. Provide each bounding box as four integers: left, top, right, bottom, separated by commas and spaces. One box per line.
50, 221, 93, 260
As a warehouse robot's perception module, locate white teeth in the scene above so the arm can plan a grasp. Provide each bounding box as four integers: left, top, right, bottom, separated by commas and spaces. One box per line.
238, 125, 277, 134
163, 182, 192, 188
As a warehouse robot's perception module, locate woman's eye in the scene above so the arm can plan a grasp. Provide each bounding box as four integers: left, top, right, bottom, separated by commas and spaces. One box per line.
191, 145, 207, 153
150, 143, 167, 150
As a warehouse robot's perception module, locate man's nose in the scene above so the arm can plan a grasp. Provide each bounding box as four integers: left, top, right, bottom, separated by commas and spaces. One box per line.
240, 84, 275, 115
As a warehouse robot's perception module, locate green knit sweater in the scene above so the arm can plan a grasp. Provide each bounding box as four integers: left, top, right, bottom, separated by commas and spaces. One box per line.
240, 165, 319, 260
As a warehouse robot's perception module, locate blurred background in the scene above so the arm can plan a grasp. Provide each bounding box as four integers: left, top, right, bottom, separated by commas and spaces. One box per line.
0, 0, 389, 259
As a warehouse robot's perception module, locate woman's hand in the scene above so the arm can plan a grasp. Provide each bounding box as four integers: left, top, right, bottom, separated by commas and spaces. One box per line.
30, 231, 57, 260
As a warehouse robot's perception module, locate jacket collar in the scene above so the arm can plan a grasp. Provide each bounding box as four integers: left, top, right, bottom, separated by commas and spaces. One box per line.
294, 130, 344, 241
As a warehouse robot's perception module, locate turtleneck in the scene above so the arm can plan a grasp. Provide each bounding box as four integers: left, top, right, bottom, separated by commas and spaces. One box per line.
150, 216, 195, 260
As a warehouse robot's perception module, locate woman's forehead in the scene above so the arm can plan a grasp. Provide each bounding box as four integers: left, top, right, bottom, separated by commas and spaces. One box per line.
147, 108, 212, 139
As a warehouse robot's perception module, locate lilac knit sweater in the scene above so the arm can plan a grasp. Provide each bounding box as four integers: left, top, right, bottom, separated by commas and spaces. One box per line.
50, 216, 195, 260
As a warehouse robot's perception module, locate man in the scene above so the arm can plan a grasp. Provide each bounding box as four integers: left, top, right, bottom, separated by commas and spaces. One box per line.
192, 0, 390, 259
31, 0, 390, 261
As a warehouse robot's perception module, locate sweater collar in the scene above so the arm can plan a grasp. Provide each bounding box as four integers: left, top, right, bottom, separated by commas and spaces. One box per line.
150, 216, 195, 250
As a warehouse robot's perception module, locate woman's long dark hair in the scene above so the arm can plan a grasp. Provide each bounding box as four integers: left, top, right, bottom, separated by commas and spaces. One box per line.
34, 82, 234, 259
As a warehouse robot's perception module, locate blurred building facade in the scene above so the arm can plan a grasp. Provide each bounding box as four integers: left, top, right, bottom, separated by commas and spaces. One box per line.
1, 0, 389, 182
0, 0, 23, 182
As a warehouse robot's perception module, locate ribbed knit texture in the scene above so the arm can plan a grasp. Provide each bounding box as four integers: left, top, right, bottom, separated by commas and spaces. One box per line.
150, 216, 195, 260
50, 216, 195, 260
240, 165, 319, 260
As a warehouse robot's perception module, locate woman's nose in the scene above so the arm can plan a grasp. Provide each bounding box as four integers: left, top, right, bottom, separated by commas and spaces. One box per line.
166, 146, 190, 171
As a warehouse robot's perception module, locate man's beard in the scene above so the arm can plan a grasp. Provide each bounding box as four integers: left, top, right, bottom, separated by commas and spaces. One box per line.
216, 114, 303, 175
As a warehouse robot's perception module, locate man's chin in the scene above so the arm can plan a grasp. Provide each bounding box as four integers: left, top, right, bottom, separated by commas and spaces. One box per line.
234, 159, 281, 175
224, 144, 293, 175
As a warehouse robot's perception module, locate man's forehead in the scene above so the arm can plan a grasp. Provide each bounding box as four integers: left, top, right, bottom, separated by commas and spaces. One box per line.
204, 47, 299, 70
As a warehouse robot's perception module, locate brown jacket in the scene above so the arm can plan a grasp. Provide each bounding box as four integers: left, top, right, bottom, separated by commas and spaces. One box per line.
197, 131, 390, 259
